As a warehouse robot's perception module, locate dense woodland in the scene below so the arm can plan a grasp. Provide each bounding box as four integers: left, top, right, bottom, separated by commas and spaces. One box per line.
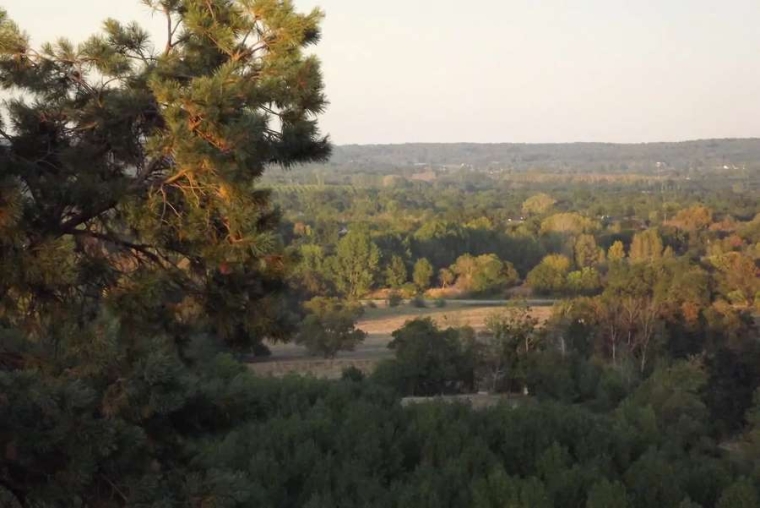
2, 2, 760, 507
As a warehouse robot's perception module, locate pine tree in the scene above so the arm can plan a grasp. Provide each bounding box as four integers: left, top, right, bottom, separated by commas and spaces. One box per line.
0, 1, 329, 349
0, 2, 329, 505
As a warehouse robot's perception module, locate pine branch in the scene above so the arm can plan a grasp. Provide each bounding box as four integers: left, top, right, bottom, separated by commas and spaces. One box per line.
58, 201, 118, 234
136, 156, 169, 186
69, 229, 165, 265
57, 157, 166, 235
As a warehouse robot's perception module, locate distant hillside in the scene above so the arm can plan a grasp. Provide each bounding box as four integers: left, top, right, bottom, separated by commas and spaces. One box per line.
328, 139, 760, 173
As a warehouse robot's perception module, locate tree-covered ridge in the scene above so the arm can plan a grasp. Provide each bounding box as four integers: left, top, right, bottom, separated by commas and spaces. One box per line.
327, 139, 760, 173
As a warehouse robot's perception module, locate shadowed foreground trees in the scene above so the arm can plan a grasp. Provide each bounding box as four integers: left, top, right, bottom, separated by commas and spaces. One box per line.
0, 1, 333, 505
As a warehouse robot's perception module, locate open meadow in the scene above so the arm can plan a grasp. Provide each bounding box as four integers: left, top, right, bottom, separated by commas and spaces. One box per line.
248, 300, 554, 379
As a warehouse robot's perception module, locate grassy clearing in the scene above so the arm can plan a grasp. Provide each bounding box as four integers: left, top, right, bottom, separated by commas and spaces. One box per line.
248, 300, 555, 379
357, 301, 552, 337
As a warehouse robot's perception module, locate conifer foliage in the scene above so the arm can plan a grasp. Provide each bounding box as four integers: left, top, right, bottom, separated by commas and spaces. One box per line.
0, 2, 328, 505
0, 0, 329, 348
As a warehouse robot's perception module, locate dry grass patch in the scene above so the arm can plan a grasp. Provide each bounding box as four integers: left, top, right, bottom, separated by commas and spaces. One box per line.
251, 301, 555, 379
357, 303, 552, 338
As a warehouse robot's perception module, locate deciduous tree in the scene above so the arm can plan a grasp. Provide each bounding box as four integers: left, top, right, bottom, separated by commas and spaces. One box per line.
630, 229, 664, 262
329, 230, 380, 299
481, 304, 540, 393
608, 241, 626, 262
385, 254, 408, 289
527, 254, 571, 295
295, 297, 366, 358
522, 193, 557, 216
413, 258, 434, 292
574, 234, 599, 268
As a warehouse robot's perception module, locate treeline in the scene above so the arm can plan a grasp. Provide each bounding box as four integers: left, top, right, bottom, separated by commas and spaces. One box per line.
327, 139, 760, 173
370, 250, 760, 433
284, 192, 760, 306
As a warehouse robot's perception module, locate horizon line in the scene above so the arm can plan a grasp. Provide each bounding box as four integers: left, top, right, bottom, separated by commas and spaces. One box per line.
334, 137, 760, 148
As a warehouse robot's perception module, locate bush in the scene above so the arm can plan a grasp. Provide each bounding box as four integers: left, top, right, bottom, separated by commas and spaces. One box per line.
411, 295, 426, 308
400, 282, 418, 297
387, 291, 403, 308
252, 341, 272, 357
365, 300, 377, 309
434, 298, 447, 308
341, 366, 366, 382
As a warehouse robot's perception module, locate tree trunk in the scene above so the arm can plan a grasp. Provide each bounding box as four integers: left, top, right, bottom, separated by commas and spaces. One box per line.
640, 347, 647, 374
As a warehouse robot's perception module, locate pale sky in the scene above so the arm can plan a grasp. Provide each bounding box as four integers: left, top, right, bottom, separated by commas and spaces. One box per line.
5, 0, 760, 144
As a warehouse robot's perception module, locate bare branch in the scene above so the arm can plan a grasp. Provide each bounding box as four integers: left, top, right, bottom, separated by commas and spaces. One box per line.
164, 7, 174, 55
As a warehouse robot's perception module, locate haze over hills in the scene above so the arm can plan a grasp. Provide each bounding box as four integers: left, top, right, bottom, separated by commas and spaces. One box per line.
327, 138, 760, 172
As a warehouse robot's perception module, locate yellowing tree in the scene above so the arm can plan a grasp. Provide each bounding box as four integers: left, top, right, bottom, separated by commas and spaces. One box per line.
608, 241, 626, 262
574, 234, 599, 268
540, 213, 597, 235
526, 254, 572, 295
522, 193, 557, 216
670, 205, 713, 231
629, 229, 664, 262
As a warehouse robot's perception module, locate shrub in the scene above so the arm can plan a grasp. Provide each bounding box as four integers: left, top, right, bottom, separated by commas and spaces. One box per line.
401, 282, 418, 297
387, 291, 403, 308
341, 366, 366, 382
434, 298, 447, 308
411, 295, 426, 308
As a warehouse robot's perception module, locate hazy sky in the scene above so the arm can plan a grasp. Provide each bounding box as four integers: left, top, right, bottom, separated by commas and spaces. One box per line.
5, 0, 760, 144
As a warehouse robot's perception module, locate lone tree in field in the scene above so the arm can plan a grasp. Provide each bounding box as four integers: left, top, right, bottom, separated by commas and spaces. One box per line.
0, 0, 329, 350
295, 297, 366, 358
